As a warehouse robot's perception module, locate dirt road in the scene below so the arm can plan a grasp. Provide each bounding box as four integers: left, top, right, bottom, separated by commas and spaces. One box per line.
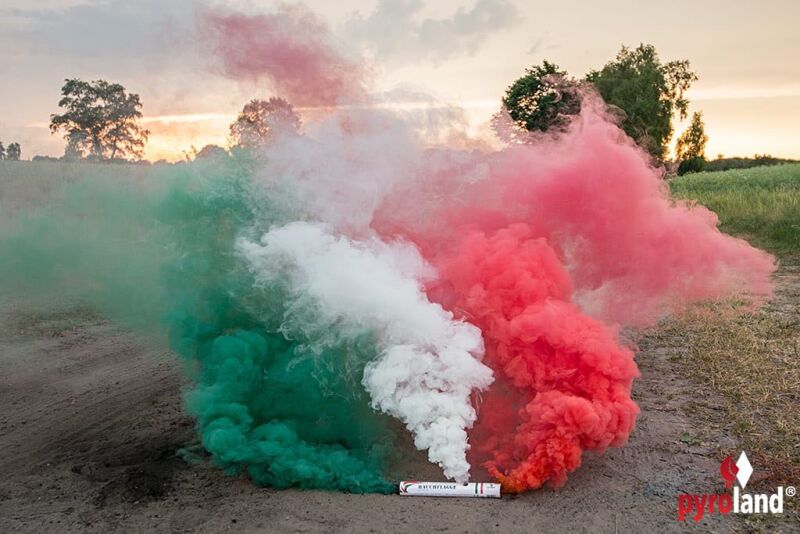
0, 273, 796, 533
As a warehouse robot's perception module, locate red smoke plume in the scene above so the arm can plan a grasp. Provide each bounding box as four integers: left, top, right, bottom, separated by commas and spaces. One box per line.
203, 5, 366, 107
396, 102, 774, 326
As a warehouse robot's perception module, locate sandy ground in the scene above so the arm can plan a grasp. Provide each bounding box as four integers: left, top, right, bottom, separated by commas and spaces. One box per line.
0, 272, 797, 533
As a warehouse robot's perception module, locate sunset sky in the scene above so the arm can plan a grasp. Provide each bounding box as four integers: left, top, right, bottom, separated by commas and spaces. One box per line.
1, 0, 798, 161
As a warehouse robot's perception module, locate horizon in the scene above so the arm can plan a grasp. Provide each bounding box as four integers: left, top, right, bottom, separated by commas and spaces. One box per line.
2, 0, 798, 162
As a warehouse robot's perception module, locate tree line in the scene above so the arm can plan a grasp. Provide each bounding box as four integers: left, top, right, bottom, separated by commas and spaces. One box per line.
44, 78, 300, 164
35, 43, 787, 175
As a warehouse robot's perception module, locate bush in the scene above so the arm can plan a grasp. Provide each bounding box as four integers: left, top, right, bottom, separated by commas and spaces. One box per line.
677, 156, 706, 175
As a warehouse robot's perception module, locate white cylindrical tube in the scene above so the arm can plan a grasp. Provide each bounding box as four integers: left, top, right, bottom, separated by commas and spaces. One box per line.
398, 481, 501, 498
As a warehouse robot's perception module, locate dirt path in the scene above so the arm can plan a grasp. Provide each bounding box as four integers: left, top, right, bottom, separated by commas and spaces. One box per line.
1, 270, 796, 533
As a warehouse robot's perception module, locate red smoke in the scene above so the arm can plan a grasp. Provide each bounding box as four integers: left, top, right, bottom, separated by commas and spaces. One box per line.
475, 107, 775, 326
203, 5, 365, 107
396, 101, 774, 326
381, 99, 774, 491
436, 225, 639, 491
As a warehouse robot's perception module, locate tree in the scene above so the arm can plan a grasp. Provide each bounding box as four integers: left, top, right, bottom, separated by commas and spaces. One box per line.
50, 79, 150, 161
586, 44, 697, 161
229, 98, 301, 148
194, 144, 229, 161
0, 142, 5, 160
497, 61, 581, 141
6, 142, 21, 161
675, 111, 708, 174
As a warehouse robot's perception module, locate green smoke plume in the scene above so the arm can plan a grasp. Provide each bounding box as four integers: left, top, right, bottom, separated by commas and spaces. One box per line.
0, 158, 395, 493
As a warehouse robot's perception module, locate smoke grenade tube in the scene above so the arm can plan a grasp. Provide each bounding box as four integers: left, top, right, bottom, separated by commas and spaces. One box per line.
398, 481, 501, 498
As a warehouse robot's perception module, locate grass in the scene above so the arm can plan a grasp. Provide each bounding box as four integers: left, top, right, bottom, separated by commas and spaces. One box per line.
666, 163, 800, 520
0, 159, 155, 222
670, 163, 800, 252
659, 301, 800, 466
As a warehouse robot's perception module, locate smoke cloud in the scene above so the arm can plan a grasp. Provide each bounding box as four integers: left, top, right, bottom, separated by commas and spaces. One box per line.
0, 3, 774, 493
203, 4, 366, 106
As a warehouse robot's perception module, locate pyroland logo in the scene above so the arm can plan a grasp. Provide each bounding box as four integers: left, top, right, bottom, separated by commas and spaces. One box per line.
677, 451, 796, 522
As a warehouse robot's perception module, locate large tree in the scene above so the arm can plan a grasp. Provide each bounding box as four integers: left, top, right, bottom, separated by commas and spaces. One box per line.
50, 79, 150, 161
6, 142, 21, 161
498, 61, 581, 140
229, 98, 301, 149
586, 44, 697, 161
0, 142, 5, 160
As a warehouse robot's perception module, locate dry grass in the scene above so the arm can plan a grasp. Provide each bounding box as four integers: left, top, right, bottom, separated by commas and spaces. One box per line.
657, 287, 800, 490
654, 275, 800, 532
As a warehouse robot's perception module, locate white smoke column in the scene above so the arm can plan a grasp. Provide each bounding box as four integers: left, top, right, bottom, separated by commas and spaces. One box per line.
238, 222, 493, 482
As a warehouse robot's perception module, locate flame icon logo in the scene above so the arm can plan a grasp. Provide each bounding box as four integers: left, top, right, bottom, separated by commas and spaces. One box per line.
720, 454, 739, 488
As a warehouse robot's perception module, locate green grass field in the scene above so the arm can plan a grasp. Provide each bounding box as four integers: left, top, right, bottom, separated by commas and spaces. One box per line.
671, 163, 800, 253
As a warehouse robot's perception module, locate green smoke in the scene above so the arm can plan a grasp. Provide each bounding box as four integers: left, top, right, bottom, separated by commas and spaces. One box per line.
0, 157, 395, 493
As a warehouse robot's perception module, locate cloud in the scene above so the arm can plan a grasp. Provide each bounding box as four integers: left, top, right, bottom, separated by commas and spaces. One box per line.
2, 0, 199, 60
344, 0, 520, 64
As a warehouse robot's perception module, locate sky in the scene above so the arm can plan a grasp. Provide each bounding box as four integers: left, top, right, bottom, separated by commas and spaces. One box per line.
1, 0, 798, 161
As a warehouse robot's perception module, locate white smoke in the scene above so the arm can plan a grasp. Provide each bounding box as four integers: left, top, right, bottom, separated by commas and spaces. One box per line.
238, 221, 493, 482
254, 108, 423, 232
